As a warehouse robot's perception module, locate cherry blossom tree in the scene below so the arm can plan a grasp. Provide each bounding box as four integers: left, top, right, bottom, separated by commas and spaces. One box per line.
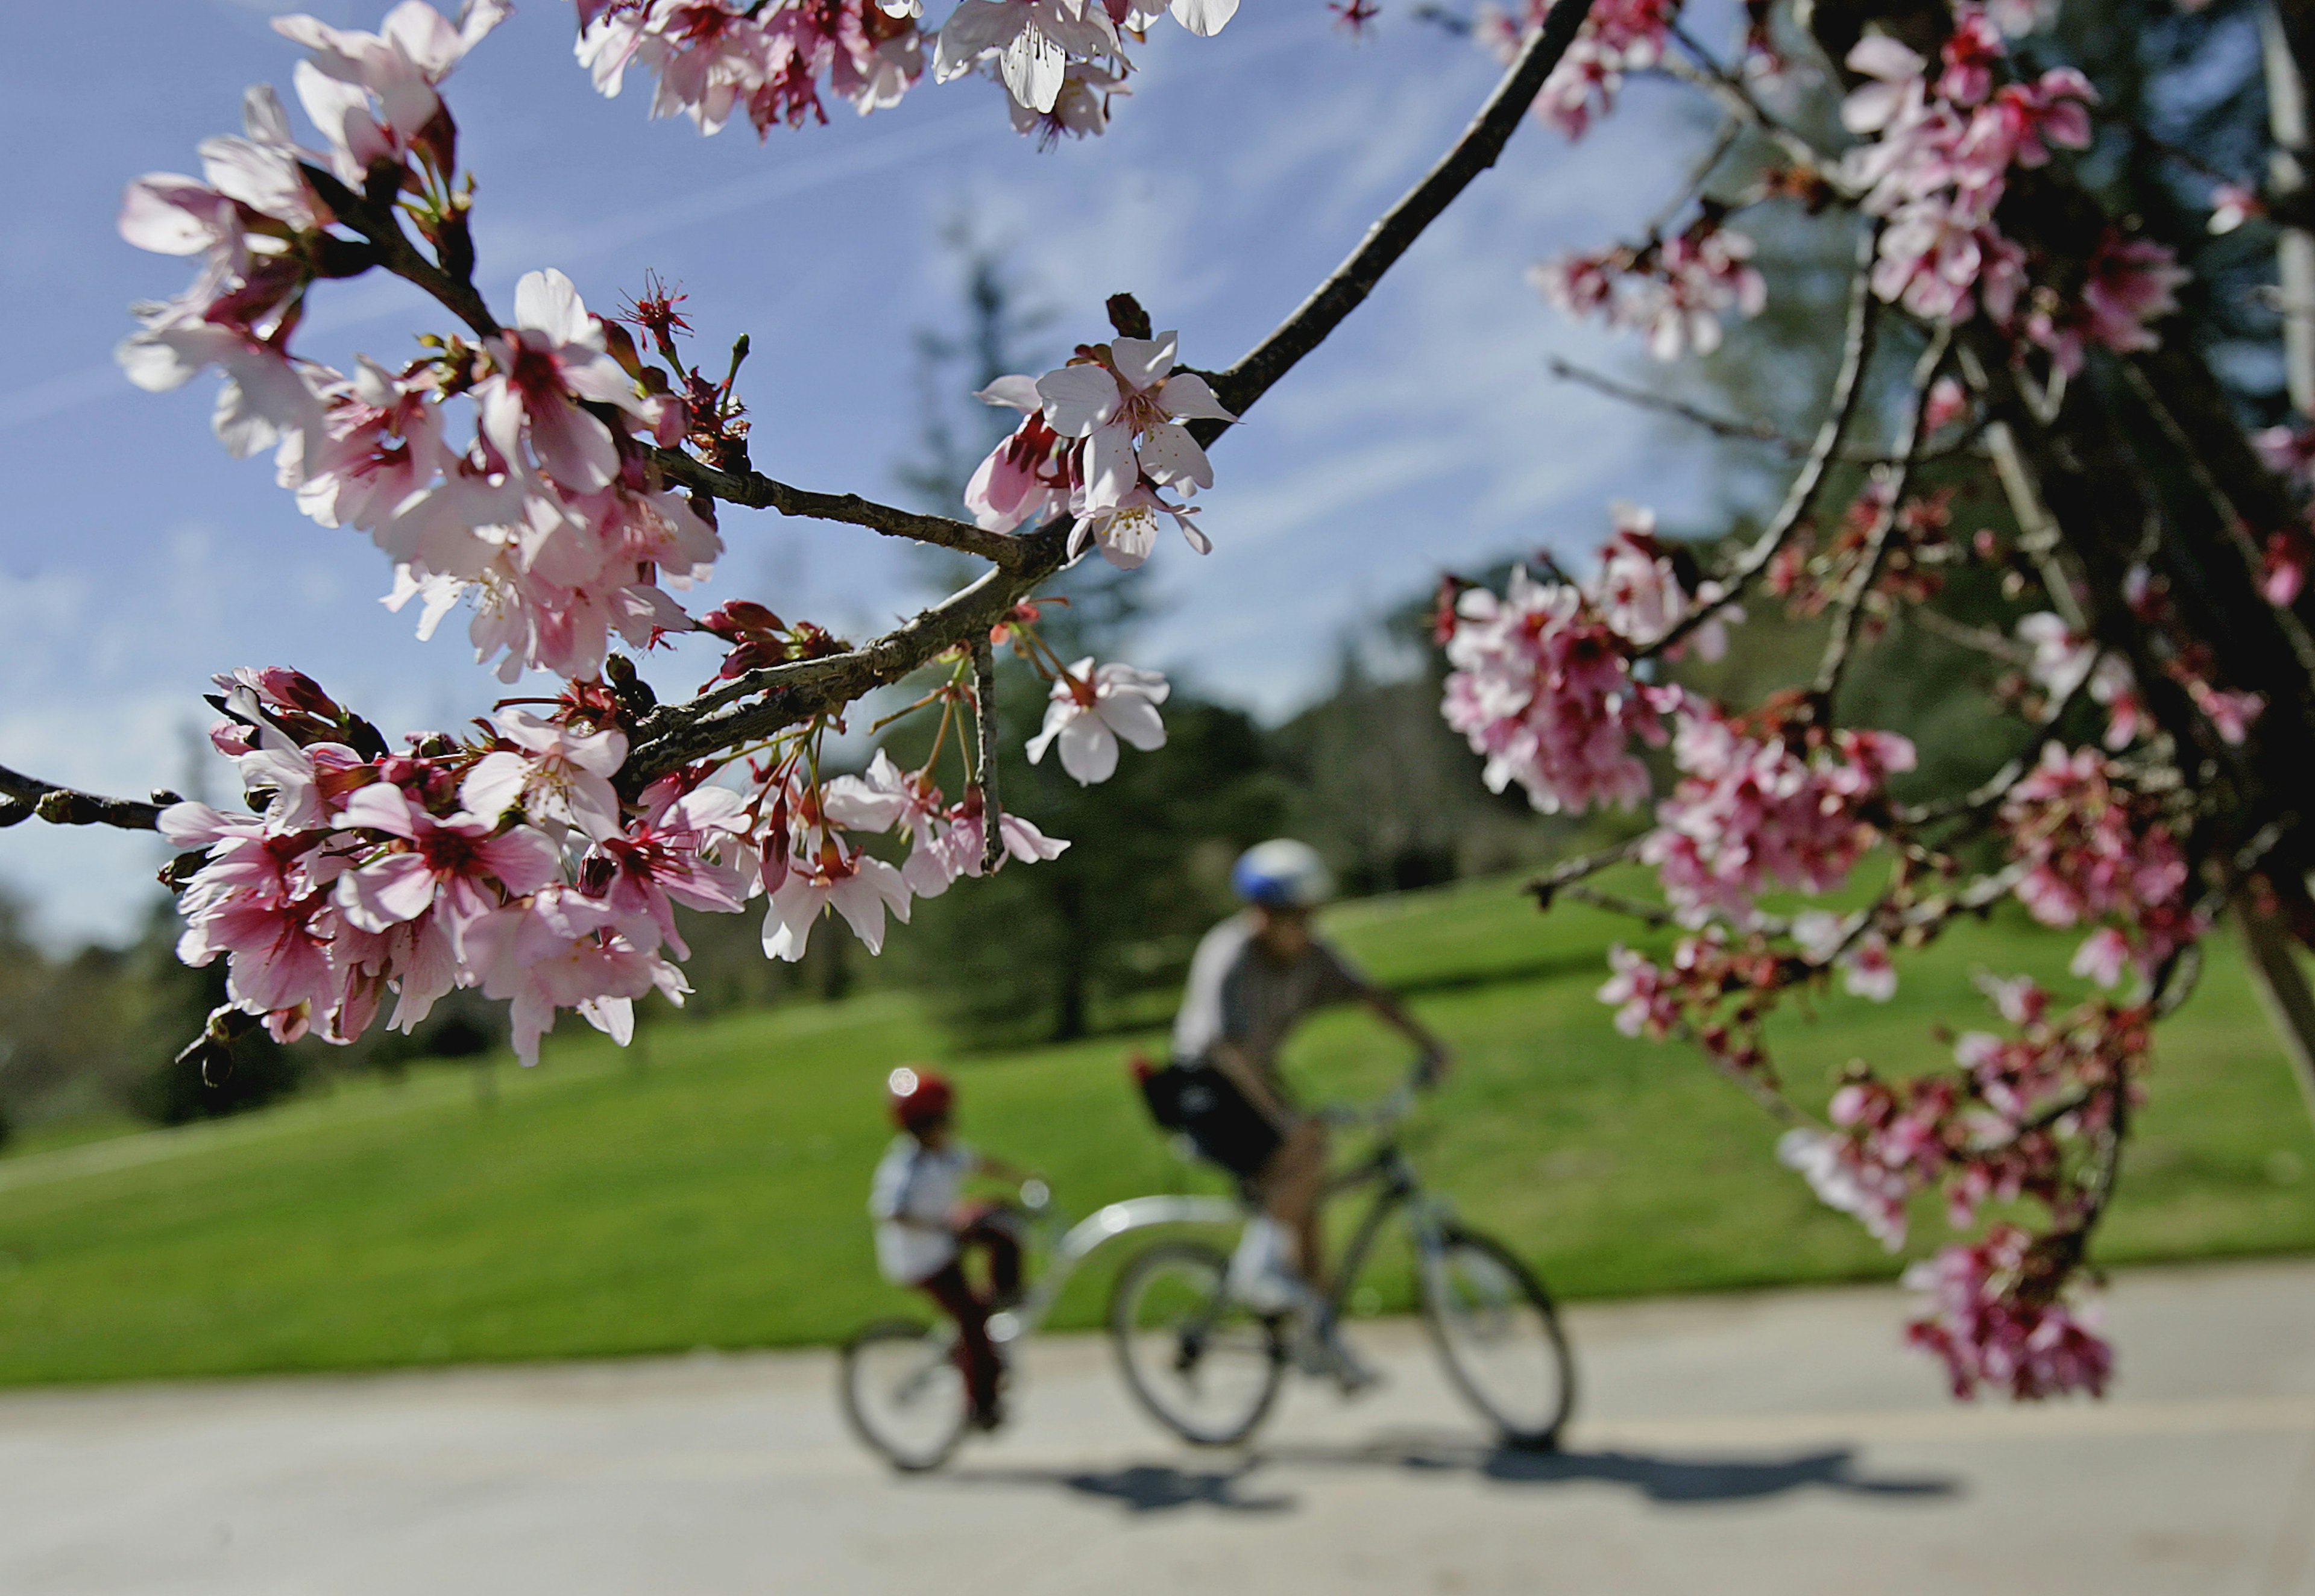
4, 0, 2314, 1401
1434, 0, 2315, 1399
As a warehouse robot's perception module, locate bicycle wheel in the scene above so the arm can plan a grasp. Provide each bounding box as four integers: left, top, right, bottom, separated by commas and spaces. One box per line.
1109, 1240, 1287, 1447
838, 1318, 970, 1472
1419, 1228, 1575, 1450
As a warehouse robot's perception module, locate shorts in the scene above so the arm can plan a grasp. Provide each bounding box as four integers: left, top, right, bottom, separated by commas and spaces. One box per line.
1174, 1063, 1284, 1180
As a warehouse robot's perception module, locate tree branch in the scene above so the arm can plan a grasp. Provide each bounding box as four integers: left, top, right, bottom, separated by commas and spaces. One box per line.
0, 764, 169, 832
1812, 327, 1950, 705
1639, 222, 1882, 659
973, 638, 1003, 873
649, 448, 1044, 570
622, 524, 1071, 784
1203, 0, 1598, 424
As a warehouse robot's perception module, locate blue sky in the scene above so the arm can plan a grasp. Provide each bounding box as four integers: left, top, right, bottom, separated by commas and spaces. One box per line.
0, 0, 1718, 946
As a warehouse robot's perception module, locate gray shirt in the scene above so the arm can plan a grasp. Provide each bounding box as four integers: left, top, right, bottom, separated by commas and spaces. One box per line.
1171, 913, 1372, 1099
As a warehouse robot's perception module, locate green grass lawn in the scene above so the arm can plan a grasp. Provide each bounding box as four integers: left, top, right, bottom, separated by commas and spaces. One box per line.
0, 875, 2308, 1384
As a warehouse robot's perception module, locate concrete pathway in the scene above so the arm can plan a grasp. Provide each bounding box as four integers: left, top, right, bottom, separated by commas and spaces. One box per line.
1, 1258, 2310, 1595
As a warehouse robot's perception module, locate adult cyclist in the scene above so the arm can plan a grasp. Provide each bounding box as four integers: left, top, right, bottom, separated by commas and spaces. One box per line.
1168, 838, 1453, 1384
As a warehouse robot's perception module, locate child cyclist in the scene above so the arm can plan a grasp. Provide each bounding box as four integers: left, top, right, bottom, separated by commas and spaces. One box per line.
868, 1066, 1034, 1431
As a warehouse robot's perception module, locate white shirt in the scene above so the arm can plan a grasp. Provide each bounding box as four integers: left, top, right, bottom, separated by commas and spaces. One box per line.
1171, 913, 1370, 1098
868, 1135, 975, 1284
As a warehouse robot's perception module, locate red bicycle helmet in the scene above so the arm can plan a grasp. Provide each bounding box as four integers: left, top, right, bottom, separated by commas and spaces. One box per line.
887, 1065, 954, 1129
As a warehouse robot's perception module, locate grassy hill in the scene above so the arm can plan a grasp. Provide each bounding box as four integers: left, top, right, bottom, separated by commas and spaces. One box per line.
0, 875, 2308, 1384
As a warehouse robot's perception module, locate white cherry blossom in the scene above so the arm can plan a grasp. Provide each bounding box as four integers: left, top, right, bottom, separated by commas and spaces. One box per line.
1025, 658, 1169, 785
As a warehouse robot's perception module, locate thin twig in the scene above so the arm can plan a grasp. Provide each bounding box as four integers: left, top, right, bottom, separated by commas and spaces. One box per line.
1812, 327, 1952, 705
1642, 116, 1746, 237
1545, 356, 1986, 465
1904, 603, 2034, 665
1639, 223, 1882, 659
0, 763, 169, 832
1557, 882, 1686, 926
973, 638, 1003, 873
1203, 0, 1599, 424
1892, 674, 2088, 827
1524, 835, 1645, 902
650, 449, 1042, 570
1658, 25, 1850, 192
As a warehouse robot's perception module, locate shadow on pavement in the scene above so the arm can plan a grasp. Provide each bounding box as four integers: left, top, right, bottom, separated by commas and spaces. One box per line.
949, 1458, 1297, 1515
945, 1431, 1955, 1515
1273, 1431, 1959, 1504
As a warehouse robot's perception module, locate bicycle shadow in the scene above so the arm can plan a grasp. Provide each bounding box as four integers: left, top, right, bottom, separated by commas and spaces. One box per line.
948, 1457, 1297, 1515
1268, 1429, 1959, 1504
942, 1430, 1954, 1515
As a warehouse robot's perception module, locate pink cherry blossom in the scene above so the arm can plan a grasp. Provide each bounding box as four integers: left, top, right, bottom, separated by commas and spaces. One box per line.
295, 358, 454, 533
1026, 658, 1170, 784
1476, 0, 1675, 139
462, 708, 631, 841
582, 784, 754, 955
1535, 222, 1766, 360
1035, 332, 1236, 511
474, 269, 654, 494
937, 790, 1072, 878
330, 782, 561, 946
1597, 944, 1680, 1037
1903, 1225, 2113, 1400
1777, 1125, 1912, 1249
1588, 503, 1737, 658
274, 1, 510, 178
2002, 742, 2196, 988
963, 377, 1078, 533
467, 886, 690, 1064
2025, 233, 2187, 375
1643, 706, 1915, 928
1439, 567, 1672, 814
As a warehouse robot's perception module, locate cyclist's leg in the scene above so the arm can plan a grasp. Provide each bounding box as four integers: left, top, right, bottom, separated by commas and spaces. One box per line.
1259, 1119, 1330, 1295
956, 1208, 1023, 1302
915, 1260, 1001, 1419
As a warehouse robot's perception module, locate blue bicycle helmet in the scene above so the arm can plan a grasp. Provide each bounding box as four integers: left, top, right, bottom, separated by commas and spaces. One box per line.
1231, 839, 1334, 908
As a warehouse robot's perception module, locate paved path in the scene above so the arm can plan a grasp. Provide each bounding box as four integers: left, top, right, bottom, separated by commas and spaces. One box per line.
2, 1258, 2311, 1595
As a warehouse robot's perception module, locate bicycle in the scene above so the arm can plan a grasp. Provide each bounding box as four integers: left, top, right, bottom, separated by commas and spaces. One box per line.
1107, 1058, 1576, 1451
837, 1177, 1243, 1471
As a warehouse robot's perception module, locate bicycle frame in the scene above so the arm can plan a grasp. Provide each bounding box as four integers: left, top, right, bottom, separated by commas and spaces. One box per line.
985, 1193, 1242, 1346
1313, 1138, 1457, 1330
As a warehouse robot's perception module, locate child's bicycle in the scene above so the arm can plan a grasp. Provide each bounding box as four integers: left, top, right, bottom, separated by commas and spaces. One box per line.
836, 1178, 1241, 1471
1107, 1057, 1577, 1451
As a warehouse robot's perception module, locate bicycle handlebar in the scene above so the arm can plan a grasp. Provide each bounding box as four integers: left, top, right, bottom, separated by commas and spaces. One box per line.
1314, 1053, 1446, 1130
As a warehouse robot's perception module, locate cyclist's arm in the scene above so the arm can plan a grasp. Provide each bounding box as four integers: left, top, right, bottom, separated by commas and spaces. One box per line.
1362, 988, 1454, 1074
971, 1152, 1035, 1185
1208, 1040, 1297, 1131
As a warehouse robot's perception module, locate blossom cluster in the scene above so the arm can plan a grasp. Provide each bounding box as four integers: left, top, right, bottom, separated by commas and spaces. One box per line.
168, 668, 732, 1064
1904, 1224, 2114, 1400
1773, 977, 2143, 1398
2000, 743, 2199, 989
1438, 564, 1677, 816
1535, 218, 1768, 360
1474, 0, 1679, 140
1841, 14, 2184, 372
119, 5, 720, 684
965, 331, 1234, 569
166, 655, 1135, 1061
575, 0, 1235, 146
1643, 706, 1917, 929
